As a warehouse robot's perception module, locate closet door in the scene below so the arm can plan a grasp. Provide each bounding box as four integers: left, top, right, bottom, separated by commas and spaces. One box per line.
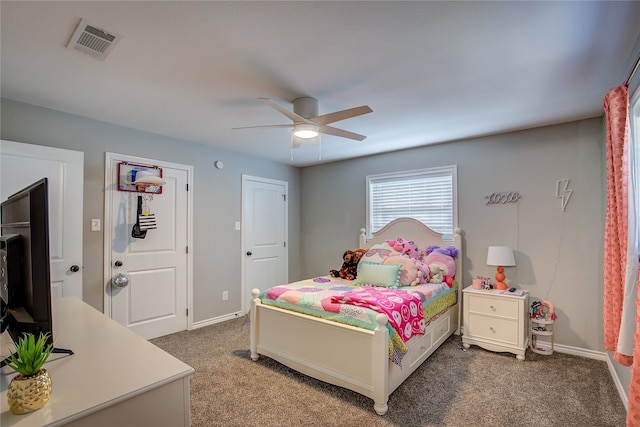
0, 140, 84, 298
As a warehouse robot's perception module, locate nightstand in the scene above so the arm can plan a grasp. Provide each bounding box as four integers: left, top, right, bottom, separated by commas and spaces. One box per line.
462, 287, 529, 361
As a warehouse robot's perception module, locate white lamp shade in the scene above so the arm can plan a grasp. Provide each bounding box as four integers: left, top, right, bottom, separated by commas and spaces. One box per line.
486, 246, 516, 267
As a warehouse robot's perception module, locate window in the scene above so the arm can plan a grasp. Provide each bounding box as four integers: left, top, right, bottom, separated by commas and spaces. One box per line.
367, 165, 457, 239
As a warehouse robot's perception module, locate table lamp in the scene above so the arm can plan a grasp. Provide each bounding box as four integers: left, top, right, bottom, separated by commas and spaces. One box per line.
486, 246, 516, 290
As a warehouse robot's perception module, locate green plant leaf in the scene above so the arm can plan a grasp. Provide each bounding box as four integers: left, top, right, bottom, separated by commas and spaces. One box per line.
4, 332, 53, 376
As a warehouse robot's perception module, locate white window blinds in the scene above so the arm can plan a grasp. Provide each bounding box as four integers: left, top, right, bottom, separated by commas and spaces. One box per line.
367, 166, 456, 236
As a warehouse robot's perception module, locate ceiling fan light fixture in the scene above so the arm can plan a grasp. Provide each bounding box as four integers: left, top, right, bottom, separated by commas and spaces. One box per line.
293, 123, 319, 139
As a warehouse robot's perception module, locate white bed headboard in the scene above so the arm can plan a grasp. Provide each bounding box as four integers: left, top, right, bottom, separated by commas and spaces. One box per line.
359, 217, 463, 283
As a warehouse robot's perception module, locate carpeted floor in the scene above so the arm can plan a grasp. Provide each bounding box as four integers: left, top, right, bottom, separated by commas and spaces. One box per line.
151, 317, 627, 427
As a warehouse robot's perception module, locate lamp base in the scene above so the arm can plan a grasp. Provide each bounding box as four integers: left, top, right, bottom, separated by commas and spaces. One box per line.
494, 266, 508, 290
493, 281, 509, 290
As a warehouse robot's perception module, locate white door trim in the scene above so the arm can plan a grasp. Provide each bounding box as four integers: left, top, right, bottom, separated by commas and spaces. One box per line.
103, 153, 194, 330
241, 175, 288, 314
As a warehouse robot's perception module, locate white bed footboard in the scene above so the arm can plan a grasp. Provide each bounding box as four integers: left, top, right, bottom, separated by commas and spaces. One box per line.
250, 292, 459, 415
250, 289, 391, 414
249, 218, 463, 415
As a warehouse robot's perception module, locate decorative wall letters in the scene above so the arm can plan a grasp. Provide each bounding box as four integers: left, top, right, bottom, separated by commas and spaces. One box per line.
485, 192, 521, 205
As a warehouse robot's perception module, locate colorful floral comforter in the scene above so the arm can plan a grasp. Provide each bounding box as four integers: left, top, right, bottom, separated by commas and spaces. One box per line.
260, 276, 458, 366
331, 287, 425, 342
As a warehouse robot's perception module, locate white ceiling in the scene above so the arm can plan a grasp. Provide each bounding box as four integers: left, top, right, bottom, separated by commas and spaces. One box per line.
2, 1, 640, 166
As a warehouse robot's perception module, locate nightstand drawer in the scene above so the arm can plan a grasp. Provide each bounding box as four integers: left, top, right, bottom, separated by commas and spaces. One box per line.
466, 313, 519, 345
467, 294, 519, 319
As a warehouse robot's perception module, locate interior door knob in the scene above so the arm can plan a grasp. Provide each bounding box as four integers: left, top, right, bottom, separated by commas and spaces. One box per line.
246, 251, 252, 256
69, 265, 80, 273
112, 273, 130, 289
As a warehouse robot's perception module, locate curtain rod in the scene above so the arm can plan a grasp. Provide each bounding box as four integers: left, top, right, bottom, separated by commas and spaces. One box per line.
624, 53, 640, 86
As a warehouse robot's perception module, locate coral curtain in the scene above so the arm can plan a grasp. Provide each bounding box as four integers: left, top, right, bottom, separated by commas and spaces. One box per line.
603, 84, 640, 426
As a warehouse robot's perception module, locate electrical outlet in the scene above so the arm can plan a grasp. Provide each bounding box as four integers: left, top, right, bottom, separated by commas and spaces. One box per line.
222, 291, 228, 301
91, 219, 101, 232
235, 221, 241, 231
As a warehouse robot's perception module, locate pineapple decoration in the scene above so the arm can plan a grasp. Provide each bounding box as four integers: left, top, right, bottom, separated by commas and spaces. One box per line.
4, 333, 54, 415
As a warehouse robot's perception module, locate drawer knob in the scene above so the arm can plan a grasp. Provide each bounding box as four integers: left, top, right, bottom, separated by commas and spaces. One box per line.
490, 305, 496, 311
489, 327, 495, 333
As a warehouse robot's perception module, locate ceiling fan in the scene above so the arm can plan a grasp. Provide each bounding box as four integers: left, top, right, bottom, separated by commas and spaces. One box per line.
233, 97, 373, 147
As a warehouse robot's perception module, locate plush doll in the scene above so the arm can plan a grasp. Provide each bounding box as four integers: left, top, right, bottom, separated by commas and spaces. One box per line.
422, 245, 459, 279
330, 249, 366, 280
415, 258, 431, 284
385, 237, 420, 259
382, 253, 420, 286
428, 264, 443, 284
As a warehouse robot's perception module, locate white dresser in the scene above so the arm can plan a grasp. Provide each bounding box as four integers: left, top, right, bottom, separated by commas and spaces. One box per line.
1, 297, 194, 426
462, 287, 528, 361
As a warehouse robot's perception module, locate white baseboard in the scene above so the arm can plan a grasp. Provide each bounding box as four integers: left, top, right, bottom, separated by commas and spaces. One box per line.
191, 311, 244, 329
604, 352, 630, 412
553, 343, 606, 360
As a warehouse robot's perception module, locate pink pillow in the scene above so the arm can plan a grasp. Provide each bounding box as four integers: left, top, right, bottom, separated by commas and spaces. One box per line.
382, 254, 420, 286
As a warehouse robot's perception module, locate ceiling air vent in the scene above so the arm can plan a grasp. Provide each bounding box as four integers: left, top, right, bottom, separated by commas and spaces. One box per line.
66, 18, 122, 61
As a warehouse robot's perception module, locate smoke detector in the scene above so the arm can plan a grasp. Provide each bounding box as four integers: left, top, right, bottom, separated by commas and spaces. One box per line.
66, 18, 122, 61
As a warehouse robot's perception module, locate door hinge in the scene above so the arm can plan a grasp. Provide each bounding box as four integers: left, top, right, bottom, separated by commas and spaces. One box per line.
186, 183, 189, 191
186, 246, 189, 254
283, 194, 286, 202
186, 308, 189, 316
284, 241, 287, 247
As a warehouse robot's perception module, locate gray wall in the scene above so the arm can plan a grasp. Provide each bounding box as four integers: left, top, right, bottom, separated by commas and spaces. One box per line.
301, 118, 606, 352
0, 97, 611, 352
1, 98, 301, 323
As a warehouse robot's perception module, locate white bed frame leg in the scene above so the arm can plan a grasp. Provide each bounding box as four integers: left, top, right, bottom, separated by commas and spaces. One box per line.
372, 314, 389, 415
250, 288, 260, 361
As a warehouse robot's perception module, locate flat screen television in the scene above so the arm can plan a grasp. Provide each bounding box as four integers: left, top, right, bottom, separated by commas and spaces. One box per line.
0, 178, 72, 362
0, 177, 53, 344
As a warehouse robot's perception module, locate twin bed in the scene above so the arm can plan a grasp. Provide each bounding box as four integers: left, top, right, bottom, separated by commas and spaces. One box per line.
249, 218, 463, 415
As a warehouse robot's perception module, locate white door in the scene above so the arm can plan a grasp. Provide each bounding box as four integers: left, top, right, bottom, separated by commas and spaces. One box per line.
0, 140, 84, 298
242, 175, 288, 313
104, 153, 192, 339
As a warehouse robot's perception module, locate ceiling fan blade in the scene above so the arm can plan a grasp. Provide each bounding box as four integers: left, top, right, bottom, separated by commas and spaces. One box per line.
259, 98, 307, 123
232, 124, 293, 130
320, 125, 367, 141
312, 105, 372, 126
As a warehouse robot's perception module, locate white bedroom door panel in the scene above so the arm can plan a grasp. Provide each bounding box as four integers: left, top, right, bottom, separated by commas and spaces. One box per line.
242, 176, 288, 313
105, 154, 192, 340
0, 140, 84, 299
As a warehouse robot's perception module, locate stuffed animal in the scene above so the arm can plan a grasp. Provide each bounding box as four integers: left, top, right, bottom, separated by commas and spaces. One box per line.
385, 237, 420, 260
415, 258, 431, 284
422, 245, 459, 279
330, 249, 366, 280
428, 264, 443, 284
382, 253, 420, 286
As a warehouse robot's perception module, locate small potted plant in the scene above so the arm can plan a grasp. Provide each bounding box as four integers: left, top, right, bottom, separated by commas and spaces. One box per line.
4, 332, 54, 415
